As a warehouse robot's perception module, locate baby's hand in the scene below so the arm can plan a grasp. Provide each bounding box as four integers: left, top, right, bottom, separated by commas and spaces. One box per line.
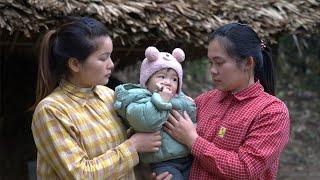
158, 86, 174, 102
155, 83, 164, 92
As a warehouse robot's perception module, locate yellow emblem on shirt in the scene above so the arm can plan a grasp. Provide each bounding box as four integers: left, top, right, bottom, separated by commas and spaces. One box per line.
217, 127, 227, 138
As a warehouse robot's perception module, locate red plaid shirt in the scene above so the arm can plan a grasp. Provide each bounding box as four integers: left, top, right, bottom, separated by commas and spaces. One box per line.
190, 81, 290, 180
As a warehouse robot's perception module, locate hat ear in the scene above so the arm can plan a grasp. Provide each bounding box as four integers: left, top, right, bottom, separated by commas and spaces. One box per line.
172, 48, 185, 62
145, 46, 159, 62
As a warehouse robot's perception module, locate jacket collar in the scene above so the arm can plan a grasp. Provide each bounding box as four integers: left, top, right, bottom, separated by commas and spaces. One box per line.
218, 81, 264, 102
60, 79, 105, 106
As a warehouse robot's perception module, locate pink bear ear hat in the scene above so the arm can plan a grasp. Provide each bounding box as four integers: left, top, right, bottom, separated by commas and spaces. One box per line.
140, 46, 185, 94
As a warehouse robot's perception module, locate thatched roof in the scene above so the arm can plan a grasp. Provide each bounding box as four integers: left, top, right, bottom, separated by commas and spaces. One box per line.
1, 0, 319, 46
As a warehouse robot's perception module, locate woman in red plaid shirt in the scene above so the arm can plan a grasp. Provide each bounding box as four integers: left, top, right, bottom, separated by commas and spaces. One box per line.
163, 23, 290, 180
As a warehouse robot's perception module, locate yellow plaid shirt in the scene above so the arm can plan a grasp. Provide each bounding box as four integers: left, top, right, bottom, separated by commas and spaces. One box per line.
32, 80, 139, 179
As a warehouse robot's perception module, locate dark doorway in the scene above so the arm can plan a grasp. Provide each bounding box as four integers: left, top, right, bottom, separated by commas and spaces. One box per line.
0, 32, 38, 179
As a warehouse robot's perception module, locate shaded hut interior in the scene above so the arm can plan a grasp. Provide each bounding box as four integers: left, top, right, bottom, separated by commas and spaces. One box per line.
0, 30, 39, 179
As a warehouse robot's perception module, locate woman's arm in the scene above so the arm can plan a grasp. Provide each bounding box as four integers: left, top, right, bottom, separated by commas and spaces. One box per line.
165, 103, 290, 179
32, 105, 159, 179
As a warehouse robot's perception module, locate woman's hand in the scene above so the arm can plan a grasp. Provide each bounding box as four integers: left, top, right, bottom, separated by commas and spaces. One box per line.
129, 131, 161, 152
150, 172, 172, 180
184, 95, 194, 103
163, 110, 198, 148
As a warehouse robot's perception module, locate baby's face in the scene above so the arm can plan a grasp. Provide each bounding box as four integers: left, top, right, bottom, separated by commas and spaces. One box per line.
146, 68, 178, 94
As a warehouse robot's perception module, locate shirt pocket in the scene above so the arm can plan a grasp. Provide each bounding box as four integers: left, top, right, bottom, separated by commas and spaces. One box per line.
214, 121, 247, 151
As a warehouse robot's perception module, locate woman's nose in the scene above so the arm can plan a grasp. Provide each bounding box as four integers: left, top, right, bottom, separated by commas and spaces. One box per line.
107, 58, 114, 70
210, 65, 218, 75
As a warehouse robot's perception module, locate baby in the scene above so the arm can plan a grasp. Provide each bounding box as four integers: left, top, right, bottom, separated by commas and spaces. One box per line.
114, 46, 196, 180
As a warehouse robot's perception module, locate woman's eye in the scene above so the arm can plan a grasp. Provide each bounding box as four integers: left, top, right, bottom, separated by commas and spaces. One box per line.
159, 75, 165, 79
173, 78, 178, 82
217, 59, 225, 64
215, 61, 224, 66
100, 55, 110, 61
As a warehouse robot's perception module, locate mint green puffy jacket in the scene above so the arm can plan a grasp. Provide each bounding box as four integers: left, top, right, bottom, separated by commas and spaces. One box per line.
114, 83, 196, 163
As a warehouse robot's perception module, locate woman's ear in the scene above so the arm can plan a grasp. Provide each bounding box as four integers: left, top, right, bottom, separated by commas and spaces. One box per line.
68, 57, 81, 73
244, 57, 254, 71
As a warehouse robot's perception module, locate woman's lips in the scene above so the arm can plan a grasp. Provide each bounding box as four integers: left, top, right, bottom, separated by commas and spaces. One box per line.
105, 72, 111, 77
213, 79, 222, 83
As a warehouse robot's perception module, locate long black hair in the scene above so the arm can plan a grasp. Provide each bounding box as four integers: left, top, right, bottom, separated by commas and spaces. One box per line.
209, 23, 275, 95
31, 16, 109, 110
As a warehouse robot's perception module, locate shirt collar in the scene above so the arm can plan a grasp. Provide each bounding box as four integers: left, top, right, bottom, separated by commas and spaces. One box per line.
60, 79, 105, 106
218, 81, 264, 102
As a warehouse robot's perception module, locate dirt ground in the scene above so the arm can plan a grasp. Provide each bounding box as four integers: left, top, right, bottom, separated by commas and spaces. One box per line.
277, 89, 320, 180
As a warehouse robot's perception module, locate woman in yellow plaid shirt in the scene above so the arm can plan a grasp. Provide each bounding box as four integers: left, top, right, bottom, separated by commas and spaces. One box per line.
31, 17, 164, 179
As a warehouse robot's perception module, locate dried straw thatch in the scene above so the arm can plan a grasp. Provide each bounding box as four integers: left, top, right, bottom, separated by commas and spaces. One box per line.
0, 0, 319, 46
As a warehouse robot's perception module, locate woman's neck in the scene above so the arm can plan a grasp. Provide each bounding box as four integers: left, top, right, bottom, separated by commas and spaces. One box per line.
66, 76, 93, 89
231, 74, 255, 94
